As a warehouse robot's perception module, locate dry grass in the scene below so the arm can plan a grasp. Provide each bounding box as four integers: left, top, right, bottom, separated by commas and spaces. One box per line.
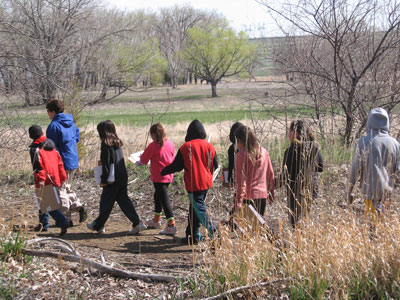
197, 200, 400, 299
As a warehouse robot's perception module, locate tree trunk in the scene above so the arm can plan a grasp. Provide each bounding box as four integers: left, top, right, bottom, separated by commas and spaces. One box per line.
344, 113, 353, 147
211, 82, 217, 97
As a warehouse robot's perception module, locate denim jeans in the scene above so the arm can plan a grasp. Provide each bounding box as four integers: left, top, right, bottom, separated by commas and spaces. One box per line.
38, 209, 69, 230
185, 190, 218, 240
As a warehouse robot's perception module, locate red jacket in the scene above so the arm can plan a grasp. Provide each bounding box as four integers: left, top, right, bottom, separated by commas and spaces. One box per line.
179, 139, 216, 192
30, 136, 67, 188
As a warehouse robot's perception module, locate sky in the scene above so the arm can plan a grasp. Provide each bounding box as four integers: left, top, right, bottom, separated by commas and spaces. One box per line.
105, 0, 280, 37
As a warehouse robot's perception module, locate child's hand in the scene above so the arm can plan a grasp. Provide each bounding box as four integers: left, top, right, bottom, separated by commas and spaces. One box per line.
38, 181, 45, 186
100, 183, 108, 187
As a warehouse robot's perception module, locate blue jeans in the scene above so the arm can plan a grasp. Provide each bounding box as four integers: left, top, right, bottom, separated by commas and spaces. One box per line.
38, 209, 69, 230
185, 190, 218, 240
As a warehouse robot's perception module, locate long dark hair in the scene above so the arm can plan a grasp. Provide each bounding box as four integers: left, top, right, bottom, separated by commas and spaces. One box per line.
150, 123, 166, 147
234, 125, 261, 162
97, 120, 123, 147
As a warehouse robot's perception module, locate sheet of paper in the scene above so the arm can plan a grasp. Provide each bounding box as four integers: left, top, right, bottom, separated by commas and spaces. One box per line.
128, 151, 146, 164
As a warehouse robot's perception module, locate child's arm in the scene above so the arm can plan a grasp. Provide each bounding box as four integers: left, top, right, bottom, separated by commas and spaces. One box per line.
227, 144, 235, 182
46, 124, 60, 149
100, 143, 112, 185
161, 150, 184, 175
57, 153, 67, 185
315, 147, 323, 173
75, 125, 80, 143
212, 152, 219, 171
139, 143, 153, 166
348, 144, 361, 204
266, 152, 275, 203
234, 152, 245, 209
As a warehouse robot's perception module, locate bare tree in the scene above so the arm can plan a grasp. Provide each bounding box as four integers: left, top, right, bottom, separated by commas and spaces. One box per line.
257, 0, 400, 145
155, 5, 218, 89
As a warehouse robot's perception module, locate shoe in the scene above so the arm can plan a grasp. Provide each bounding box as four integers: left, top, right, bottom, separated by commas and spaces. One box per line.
129, 221, 147, 234
79, 205, 88, 223
33, 224, 48, 232
160, 225, 177, 235
59, 225, 67, 236
87, 221, 105, 234
145, 219, 161, 229
181, 235, 200, 245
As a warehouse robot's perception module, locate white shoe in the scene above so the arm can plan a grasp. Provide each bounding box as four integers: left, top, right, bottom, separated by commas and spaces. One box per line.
145, 219, 161, 229
160, 225, 177, 235
87, 221, 105, 234
129, 220, 147, 234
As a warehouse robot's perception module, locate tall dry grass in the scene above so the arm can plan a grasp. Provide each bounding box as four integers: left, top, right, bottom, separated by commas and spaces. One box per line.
198, 201, 400, 299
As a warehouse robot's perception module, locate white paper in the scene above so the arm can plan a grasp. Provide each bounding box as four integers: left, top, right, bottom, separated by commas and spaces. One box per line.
128, 151, 147, 165
213, 166, 221, 182
248, 204, 265, 225
94, 164, 115, 185
223, 170, 229, 183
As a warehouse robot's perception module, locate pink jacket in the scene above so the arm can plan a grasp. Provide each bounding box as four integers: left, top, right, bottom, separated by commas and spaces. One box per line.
235, 147, 275, 207
140, 139, 175, 183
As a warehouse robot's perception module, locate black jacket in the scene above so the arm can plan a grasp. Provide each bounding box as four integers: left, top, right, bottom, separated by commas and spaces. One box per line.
100, 142, 128, 185
227, 122, 243, 182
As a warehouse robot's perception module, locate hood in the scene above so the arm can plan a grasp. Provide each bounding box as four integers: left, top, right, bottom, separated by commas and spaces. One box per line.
185, 119, 206, 142
29, 137, 56, 150
366, 108, 389, 134
229, 122, 243, 144
52, 113, 75, 128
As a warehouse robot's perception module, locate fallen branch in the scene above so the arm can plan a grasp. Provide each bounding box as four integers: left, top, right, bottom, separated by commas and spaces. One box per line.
200, 278, 291, 300
27, 238, 80, 256
21, 248, 181, 283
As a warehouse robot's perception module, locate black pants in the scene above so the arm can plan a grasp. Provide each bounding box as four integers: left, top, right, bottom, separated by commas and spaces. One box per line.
153, 182, 174, 219
93, 183, 139, 230
243, 198, 267, 216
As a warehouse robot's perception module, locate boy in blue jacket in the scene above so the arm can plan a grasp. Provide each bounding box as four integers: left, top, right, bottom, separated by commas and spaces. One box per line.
46, 99, 87, 223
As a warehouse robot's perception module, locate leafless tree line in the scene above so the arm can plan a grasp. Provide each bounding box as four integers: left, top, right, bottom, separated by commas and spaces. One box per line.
0, 0, 224, 106
257, 0, 400, 145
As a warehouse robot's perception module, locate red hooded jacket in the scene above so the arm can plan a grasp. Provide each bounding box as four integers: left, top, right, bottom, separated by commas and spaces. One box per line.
29, 136, 67, 188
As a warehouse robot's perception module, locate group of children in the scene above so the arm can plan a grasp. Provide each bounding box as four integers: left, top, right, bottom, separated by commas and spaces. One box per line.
30, 105, 399, 241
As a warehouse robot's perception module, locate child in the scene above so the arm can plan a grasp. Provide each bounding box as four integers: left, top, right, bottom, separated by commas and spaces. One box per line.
281, 120, 323, 228
45, 99, 87, 223
28, 125, 71, 236
87, 120, 146, 234
234, 125, 275, 216
161, 119, 218, 245
139, 123, 176, 235
227, 122, 243, 183
347, 108, 400, 226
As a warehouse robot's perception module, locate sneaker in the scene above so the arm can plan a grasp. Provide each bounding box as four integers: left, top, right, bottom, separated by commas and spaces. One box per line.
33, 224, 48, 232
145, 219, 161, 229
129, 221, 147, 234
87, 221, 105, 234
79, 205, 88, 223
181, 235, 200, 245
160, 225, 177, 235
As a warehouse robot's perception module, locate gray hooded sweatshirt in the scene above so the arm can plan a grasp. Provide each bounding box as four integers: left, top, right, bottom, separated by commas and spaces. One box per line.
349, 108, 400, 204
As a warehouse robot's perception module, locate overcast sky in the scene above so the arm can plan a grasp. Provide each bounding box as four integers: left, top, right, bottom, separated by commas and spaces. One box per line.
105, 0, 280, 37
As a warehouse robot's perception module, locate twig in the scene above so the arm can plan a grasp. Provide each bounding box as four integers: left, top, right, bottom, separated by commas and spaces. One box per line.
200, 278, 291, 300
21, 248, 181, 283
